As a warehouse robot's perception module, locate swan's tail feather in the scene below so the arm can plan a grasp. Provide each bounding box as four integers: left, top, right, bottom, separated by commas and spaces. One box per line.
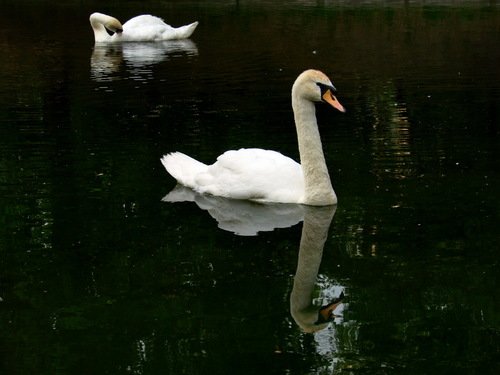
161, 152, 207, 188
173, 21, 199, 39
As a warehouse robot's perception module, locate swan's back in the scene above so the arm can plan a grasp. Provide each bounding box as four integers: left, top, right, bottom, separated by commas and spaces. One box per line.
123, 15, 168, 29
122, 15, 198, 41
121, 15, 172, 41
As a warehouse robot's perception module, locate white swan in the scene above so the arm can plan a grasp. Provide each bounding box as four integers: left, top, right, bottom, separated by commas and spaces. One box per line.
161, 69, 345, 206
89, 12, 198, 43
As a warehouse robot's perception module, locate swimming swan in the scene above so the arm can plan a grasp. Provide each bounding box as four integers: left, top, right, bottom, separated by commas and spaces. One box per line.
89, 12, 198, 43
161, 69, 345, 206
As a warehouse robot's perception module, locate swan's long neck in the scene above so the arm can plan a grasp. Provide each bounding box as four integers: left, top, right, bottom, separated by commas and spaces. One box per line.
90, 13, 121, 43
90, 17, 111, 43
293, 95, 337, 205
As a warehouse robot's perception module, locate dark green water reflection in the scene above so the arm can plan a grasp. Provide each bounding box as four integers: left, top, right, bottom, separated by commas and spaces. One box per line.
1, 1, 499, 374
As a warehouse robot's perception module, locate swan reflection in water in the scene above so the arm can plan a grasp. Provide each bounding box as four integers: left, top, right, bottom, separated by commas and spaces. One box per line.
163, 185, 305, 236
163, 186, 345, 332
90, 40, 198, 82
291, 205, 345, 333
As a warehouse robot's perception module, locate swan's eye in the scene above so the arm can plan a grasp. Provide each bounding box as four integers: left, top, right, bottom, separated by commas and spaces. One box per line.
316, 82, 337, 95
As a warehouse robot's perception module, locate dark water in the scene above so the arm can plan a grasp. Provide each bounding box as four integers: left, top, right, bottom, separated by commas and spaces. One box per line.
1, 0, 499, 374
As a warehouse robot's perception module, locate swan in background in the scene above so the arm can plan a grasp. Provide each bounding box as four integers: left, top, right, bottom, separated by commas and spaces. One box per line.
89, 12, 198, 43
290, 206, 345, 332
161, 69, 345, 206
163, 186, 305, 236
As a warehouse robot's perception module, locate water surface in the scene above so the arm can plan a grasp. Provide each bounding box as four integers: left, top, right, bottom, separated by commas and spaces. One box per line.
0, 1, 499, 374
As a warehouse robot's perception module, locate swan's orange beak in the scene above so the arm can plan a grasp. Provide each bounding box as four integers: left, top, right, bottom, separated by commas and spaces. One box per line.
322, 89, 346, 113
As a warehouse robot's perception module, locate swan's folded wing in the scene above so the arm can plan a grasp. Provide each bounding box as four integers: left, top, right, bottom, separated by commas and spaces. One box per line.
122, 15, 167, 29
198, 148, 304, 202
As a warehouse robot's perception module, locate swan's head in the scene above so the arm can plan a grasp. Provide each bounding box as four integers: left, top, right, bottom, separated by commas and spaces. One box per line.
292, 69, 345, 113
89, 13, 124, 42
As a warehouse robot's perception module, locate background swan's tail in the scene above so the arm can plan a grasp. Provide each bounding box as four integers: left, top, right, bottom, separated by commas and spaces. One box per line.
173, 21, 199, 39
161, 152, 207, 188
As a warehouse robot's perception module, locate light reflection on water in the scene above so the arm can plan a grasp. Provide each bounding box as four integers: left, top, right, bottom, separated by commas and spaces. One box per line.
90, 40, 199, 85
366, 80, 415, 181
162, 186, 305, 236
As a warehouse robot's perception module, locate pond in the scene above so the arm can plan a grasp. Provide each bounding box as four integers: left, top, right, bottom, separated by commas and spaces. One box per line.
0, 0, 499, 374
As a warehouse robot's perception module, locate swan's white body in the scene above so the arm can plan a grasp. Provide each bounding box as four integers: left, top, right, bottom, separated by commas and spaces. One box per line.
161, 70, 345, 206
89, 12, 198, 43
